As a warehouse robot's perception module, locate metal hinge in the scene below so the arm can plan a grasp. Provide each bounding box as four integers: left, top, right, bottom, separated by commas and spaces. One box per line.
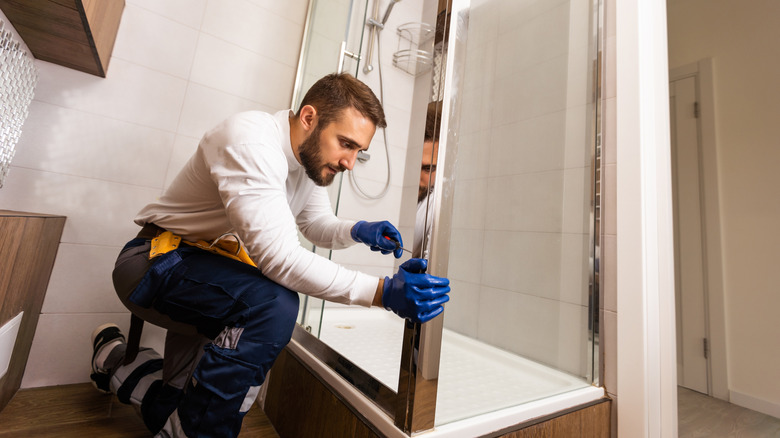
694, 101, 700, 118
703, 338, 709, 359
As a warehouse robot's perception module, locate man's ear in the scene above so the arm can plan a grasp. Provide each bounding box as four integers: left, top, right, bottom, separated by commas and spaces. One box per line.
299, 105, 318, 132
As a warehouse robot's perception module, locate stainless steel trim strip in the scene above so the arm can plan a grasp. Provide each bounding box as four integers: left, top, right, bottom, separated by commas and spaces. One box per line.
394, 0, 471, 433
589, 0, 605, 387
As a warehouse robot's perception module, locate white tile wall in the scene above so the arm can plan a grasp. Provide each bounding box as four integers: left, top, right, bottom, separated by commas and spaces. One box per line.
488, 111, 566, 177
0, 167, 160, 247
481, 230, 563, 298
130, 0, 207, 28
189, 34, 296, 105
34, 59, 188, 132
22, 313, 167, 388
495, 3, 570, 74
561, 166, 590, 234
559, 233, 590, 305
485, 171, 564, 232
201, 1, 305, 68
0, 0, 314, 388
13, 101, 176, 187
443, 280, 482, 338
41, 244, 129, 314
244, 0, 309, 26
564, 105, 590, 168
176, 82, 271, 139
604, 163, 617, 235
603, 234, 617, 313
112, 4, 200, 79
476, 286, 587, 374
455, 129, 491, 181
163, 135, 201, 189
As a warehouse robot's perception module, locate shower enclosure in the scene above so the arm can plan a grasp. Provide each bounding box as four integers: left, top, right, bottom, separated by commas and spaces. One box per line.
284, 0, 604, 434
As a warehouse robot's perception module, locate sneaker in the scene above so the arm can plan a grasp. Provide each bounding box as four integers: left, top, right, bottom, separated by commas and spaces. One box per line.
90, 323, 126, 393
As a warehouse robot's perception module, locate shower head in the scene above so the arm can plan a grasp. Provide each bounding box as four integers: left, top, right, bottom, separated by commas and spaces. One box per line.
380, 0, 401, 25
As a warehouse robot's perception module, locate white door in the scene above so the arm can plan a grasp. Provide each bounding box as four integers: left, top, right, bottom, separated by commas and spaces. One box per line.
670, 75, 710, 394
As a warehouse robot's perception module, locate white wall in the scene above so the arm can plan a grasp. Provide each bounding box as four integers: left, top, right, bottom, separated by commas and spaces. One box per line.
0, 0, 309, 388
667, 0, 780, 416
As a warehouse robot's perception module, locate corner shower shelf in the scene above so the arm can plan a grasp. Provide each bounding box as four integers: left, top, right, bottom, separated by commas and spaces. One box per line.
393, 22, 434, 76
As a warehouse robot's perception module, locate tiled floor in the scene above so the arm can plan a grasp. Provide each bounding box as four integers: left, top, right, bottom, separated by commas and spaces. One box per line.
678, 387, 780, 437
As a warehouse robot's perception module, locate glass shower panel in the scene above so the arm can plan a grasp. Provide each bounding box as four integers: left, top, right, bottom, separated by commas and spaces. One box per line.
292, 0, 370, 335
432, 0, 599, 426
293, 0, 369, 109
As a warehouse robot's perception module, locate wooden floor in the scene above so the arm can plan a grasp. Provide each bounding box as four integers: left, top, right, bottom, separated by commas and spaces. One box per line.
2, 383, 779, 437
0, 383, 279, 437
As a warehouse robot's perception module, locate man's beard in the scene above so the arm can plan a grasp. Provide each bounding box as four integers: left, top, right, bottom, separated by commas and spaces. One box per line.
418, 183, 432, 203
299, 124, 342, 187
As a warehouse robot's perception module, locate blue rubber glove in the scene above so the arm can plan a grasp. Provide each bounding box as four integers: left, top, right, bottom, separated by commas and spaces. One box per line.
351, 220, 404, 258
382, 258, 450, 323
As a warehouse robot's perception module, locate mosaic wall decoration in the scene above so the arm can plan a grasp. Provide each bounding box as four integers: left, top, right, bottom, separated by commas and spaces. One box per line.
0, 19, 37, 188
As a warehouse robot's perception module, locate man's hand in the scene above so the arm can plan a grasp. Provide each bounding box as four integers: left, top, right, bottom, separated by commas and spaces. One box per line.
382, 258, 450, 323
351, 220, 404, 258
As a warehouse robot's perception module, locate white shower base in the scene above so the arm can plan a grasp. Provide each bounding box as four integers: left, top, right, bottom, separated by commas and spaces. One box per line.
313, 307, 594, 427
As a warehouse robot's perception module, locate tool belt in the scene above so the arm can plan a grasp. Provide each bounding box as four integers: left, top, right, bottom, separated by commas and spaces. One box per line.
139, 223, 256, 267
123, 223, 256, 365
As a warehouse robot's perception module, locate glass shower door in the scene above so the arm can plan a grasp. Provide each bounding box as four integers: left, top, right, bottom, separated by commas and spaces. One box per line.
426, 0, 602, 426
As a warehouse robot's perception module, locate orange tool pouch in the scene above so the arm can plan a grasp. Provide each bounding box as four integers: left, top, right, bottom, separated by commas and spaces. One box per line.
149, 230, 256, 267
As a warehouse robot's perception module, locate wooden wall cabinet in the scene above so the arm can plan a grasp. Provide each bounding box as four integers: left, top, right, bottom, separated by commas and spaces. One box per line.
0, 0, 125, 77
0, 211, 65, 413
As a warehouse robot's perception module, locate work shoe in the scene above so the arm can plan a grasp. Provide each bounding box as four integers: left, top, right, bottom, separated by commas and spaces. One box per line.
90, 323, 126, 393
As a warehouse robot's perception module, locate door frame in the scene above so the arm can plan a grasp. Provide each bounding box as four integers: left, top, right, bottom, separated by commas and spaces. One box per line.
669, 73, 710, 394
615, 1, 678, 436
670, 59, 728, 401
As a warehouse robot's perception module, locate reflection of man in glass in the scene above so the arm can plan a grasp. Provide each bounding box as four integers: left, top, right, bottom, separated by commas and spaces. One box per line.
414, 103, 441, 258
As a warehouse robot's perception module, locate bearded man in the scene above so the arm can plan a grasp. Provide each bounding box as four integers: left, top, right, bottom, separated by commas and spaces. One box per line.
90, 73, 450, 438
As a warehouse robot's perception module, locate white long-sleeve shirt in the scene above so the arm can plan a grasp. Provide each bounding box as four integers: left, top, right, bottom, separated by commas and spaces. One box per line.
135, 110, 378, 306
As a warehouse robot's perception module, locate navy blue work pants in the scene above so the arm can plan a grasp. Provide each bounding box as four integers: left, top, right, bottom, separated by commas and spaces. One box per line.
112, 239, 299, 437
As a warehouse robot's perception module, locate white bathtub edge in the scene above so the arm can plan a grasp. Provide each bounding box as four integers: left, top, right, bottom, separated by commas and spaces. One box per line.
286, 337, 605, 437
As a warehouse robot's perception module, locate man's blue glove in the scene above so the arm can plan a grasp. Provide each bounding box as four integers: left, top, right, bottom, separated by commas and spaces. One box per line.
351, 220, 404, 258
383, 258, 450, 323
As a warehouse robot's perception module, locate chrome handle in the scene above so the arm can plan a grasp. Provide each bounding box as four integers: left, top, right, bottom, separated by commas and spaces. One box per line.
338, 41, 361, 74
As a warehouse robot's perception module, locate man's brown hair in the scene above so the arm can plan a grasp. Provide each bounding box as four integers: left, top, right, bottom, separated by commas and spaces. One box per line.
297, 73, 387, 129
424, 101, 443, 143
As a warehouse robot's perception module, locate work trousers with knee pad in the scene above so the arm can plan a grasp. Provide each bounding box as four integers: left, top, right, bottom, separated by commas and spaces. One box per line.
112, 236, 299, 438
